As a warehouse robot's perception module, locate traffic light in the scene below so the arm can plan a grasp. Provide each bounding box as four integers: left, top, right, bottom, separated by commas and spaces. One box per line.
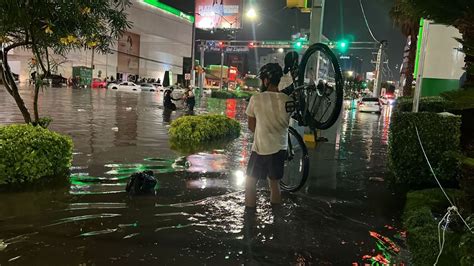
336, 40, 349, 53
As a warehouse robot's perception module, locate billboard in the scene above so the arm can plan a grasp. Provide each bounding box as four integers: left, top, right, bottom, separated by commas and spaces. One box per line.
195, 0, 243, 29
117, 32, 140, 75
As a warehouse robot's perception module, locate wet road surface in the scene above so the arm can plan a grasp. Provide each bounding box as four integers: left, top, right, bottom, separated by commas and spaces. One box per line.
0, 87, 407, 265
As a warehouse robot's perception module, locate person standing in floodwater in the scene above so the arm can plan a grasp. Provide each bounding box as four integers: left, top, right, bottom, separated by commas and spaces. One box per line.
245, 63, 291, 209
184, 87, 196, 113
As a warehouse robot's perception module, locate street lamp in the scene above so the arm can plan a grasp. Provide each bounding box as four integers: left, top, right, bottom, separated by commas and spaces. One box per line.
246, 7, 257, 20
278, 48, 284, 53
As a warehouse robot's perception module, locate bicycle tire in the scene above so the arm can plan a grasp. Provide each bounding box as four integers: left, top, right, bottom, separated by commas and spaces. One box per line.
280, 127, 309, 192
298, 43, 344, 130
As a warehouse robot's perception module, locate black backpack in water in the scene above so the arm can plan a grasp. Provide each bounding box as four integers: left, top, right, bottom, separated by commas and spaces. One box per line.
125, 170, 157, 195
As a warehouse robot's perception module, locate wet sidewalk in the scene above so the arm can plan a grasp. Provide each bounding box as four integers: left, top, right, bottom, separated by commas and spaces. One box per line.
0, 87, 407, 265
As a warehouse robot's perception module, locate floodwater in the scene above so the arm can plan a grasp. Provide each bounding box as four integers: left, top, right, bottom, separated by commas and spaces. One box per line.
0, 87, 407, 265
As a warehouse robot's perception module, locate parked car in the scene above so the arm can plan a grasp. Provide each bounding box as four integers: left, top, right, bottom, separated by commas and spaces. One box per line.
358, 97, 382, 113
140, 83, 156, 92
92, 78, 107, 88
108, 81, 141, 92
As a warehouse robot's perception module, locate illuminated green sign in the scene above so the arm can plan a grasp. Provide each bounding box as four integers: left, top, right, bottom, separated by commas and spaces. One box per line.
143, 0, 195, 23
413, 18, 424, 79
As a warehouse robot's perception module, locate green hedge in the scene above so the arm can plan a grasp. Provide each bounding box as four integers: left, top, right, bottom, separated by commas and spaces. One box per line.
0, 124, 73, 185
394, 96, 455, 113
211, 90, 254, 99
403, 189, 473, 266
442, 88, 474, 110
388, 112, 462, 188
169, 114, 241, 152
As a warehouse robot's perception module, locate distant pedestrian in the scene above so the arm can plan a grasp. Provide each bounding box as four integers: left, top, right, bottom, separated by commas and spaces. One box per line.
163, 88, 180, 111
245, 63, 291, 210
184, 87, 195, 113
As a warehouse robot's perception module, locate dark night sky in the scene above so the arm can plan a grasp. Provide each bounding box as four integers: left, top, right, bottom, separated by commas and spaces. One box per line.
160, 0, 405, 76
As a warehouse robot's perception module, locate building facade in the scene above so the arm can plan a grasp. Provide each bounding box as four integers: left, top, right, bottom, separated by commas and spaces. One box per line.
8, 0, 193, 84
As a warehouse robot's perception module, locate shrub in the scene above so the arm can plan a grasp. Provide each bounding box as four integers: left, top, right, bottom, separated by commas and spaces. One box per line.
211, 90, 254, 99
388, 112, 462, 188
0, 124, 73, 185
442, 88, 474, 110
402, 189, 470, 266
169, 114, 241, 152
394, 96, 455, 113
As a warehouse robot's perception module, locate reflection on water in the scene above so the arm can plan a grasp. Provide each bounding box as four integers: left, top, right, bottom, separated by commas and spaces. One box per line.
0, 87, 405, 264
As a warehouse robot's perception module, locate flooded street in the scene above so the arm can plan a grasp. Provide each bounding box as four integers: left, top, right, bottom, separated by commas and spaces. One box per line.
0, 87, 406, 265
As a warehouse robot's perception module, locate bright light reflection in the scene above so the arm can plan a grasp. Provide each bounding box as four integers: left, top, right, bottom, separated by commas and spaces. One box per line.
246, 8, 257, 19
234, 170, 245, 186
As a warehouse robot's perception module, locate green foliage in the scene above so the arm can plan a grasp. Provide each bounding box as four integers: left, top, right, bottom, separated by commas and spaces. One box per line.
211, 90, 254, 99
30, 116, 53, 128
388, 112, 462, 188
394, 96, 455, 113
402, 189, 470, 266
0, 0, 131, 54
442, 89, 474, 110
0, 124, 73, 185
459, 215, 474, 266
169, 114, 241, 152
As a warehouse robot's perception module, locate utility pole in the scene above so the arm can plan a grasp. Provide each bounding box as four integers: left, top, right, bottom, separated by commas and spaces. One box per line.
219, 50, 224, 90
309, 0, 325, 86
190, 19, 196, 88
309, 0, 325, 44
198, 41, 205, 90
373, 41, 386, 98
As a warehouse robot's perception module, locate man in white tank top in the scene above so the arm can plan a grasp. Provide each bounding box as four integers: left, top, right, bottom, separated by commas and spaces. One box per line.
245, 63, 292, 209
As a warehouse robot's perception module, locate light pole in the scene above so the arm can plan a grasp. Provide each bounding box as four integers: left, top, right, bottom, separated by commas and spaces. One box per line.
190, 21, 196, 88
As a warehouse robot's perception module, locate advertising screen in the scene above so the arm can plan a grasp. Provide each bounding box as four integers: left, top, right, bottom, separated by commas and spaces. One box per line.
195, 0, 243, 29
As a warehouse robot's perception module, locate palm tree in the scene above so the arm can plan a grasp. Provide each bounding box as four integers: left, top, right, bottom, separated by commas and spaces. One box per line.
390, 0, 421, 96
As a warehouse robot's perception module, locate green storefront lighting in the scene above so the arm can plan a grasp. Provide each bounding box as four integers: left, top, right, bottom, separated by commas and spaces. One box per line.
143, 0, 195, 23
413, 18, 424, 80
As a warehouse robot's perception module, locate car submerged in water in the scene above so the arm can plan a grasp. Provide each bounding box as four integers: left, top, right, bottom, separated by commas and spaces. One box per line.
108, 81, 141, 92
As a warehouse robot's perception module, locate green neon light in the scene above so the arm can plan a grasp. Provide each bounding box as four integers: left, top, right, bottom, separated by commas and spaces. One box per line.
143, 0, 195, 23
413, 18, 424, 80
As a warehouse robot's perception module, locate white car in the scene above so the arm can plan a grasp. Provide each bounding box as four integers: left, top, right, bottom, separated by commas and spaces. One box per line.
108, 81, 141, 92
140, 83, 157, 92
358, 97, 382, 113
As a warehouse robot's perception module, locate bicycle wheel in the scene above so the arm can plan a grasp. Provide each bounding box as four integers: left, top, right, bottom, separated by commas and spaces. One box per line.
298, 43, 344, 130
280, 127, 309, 192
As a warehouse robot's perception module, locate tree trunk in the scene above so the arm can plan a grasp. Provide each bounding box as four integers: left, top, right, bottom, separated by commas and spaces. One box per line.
403, 34, 418, 96
33, 82, 40, 123
0, 50, 32, 123
456, 15, 474, 88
